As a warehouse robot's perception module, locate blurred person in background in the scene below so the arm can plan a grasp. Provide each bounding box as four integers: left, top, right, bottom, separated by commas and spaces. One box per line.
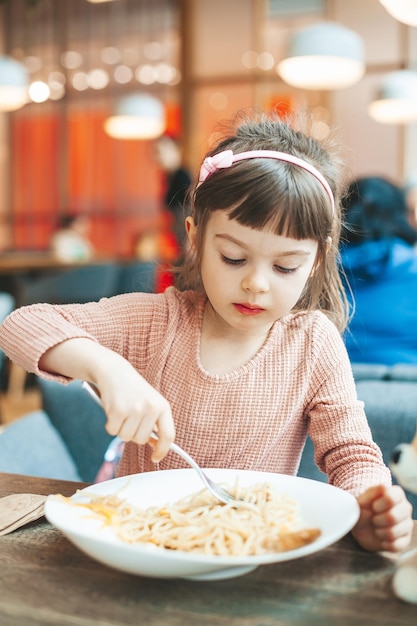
154, 134, 191, 254
50, 214, 95, 263
134, 222, 178, 293
340, 175, 417, 365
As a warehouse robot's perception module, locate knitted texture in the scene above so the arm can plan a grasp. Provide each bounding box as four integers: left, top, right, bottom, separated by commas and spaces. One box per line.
0, 287, 391, 496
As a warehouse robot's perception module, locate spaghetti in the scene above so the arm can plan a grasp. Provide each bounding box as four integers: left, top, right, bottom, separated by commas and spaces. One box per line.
67, 481, 321, 557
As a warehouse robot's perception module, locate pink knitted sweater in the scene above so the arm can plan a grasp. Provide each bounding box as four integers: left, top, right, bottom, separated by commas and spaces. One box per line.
0, 286, 391, 496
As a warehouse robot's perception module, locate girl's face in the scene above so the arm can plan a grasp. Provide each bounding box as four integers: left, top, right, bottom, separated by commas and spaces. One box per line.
187, 211, 318, 335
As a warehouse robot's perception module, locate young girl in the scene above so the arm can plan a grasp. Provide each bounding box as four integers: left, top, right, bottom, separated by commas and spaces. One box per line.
0, 111, 412, 553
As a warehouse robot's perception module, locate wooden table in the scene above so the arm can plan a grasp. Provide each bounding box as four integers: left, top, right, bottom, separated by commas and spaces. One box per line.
0, 473, 416, 626
0, 251, 121, 274
0, 252, 81, 274
0, 252, 115, 294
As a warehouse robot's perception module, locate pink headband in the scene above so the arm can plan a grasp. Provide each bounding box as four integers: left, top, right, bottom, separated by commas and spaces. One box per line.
198, 149, 335, 215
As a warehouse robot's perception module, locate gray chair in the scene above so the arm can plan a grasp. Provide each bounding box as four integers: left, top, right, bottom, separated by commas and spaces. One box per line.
0, 292, 15, 390
0, 409, 82, 481
0, 378, 112, 482
0, 292, 14, 321
117, 261, 156, 294
17, 262, 121, 306
38, 378, 113, 481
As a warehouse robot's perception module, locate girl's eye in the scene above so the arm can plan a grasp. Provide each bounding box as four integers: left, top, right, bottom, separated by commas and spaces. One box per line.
221, 254, 245, 266
274, 265, 297, 274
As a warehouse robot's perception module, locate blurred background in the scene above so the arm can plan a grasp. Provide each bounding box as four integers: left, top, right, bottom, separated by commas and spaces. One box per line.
1, 0, 417, 258
2, 0, 417, 484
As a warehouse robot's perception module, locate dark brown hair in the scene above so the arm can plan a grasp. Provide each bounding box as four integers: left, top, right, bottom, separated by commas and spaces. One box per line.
176, 110, 350, 331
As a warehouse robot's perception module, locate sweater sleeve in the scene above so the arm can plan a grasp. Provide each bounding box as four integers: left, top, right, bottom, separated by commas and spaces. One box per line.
305, 314, 392, 496
0, 292, 170, 383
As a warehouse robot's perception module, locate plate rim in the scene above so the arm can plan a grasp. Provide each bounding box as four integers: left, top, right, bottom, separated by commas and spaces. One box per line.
44, 469, 360, 568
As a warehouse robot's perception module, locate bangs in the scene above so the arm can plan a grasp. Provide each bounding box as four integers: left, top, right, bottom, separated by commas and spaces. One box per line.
178, 111, 349, 332
200, 160, 332, 241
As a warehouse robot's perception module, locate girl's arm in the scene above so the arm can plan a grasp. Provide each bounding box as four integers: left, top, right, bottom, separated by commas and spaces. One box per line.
0, 295, 176, 461
39, 337, 175, 462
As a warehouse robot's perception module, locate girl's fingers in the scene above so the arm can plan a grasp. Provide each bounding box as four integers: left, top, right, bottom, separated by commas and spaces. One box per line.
354, 485, 413, 553
371, 504, 413, 530
358, 485, 412, 521
378, 533, 413, 553
151, 411, 176, 462
371, 485, 411, 514
116, 416, 144, 443
356, 485, 385, 508
374, 517, 413, 540
110, 403, 175, 462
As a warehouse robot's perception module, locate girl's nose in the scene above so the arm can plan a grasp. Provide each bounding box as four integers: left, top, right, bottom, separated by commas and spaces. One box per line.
241, 268, 269, 293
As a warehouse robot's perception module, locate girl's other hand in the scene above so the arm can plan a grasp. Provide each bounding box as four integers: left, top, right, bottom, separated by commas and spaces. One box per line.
352, 484, 413, 552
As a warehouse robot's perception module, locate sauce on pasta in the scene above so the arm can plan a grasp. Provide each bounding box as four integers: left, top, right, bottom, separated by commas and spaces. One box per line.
62, 481, 321, 556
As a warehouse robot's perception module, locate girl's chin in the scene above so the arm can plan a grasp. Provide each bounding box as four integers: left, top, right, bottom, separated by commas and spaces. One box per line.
229, 315, 274, 334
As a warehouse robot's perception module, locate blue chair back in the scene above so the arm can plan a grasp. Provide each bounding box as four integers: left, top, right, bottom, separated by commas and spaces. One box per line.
118, 261, 156, 294
38, 378, 113, 481
18, 263, 121, 305
0, 292, 15, 384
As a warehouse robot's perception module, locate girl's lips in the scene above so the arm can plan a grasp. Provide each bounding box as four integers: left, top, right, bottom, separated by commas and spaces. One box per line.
233, 303, 265, 316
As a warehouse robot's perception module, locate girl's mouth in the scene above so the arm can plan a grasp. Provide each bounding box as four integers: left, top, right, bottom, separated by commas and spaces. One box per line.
233, 303, 265, 316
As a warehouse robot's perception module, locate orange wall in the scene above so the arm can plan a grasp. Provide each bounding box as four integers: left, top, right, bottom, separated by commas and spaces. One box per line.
10, 107, 181, 258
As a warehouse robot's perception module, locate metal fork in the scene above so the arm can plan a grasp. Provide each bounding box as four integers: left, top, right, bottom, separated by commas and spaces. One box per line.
81, 381, 238, 506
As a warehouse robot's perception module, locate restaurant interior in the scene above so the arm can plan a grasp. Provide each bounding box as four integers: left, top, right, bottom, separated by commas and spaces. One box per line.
1, 0, 417, 254
1, 5, 417, 615
1, 0, 417, 420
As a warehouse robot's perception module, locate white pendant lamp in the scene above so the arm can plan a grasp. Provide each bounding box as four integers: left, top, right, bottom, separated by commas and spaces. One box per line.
368, 70, 417, 124
0, 55, 29, 112
277, 22, 365, 90
379, 0, 417, 27
104, 92, 166, 140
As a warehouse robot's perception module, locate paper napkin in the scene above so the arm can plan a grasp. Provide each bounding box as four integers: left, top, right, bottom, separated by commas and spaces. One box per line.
0, 493, 47, 535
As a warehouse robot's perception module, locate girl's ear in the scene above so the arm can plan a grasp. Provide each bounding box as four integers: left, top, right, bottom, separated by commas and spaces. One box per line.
185, 216, 197, 249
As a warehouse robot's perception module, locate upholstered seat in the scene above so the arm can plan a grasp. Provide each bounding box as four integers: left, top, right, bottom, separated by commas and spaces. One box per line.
0, 378, 112, 482
17, 262, 121, 306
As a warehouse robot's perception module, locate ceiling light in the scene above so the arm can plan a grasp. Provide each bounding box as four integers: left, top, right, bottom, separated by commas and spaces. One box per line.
28, 81, 50, 103
277, 22, 365, 90
104, 93, 165, 140
368, 70, 417, 124
0, 55, 29, 112
379, 0, 417, 27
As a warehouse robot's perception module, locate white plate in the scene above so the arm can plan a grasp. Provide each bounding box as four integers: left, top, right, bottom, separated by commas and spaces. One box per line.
44, 469, 360, 580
